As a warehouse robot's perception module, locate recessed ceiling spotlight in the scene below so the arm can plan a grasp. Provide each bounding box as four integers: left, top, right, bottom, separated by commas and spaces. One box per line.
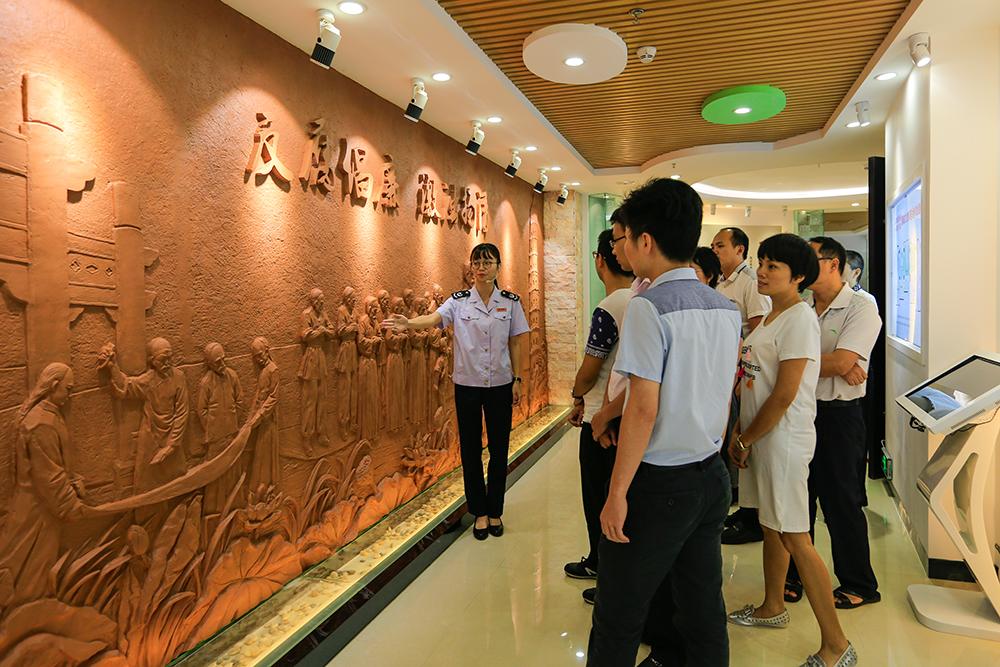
338, 1, 365, 15
487, 116, 502, 124
875, 72, 897, 81
725, 204, 733, 208
670, 174, 681, 180
733, 107, 752, 114
909, 32, 931, 68
524, 145, 538, 152
549, 166, 562, 171
564, 56, 585, 67
569, 181, 581, 186
851, 202, 861, 207
432, 72, 451, 82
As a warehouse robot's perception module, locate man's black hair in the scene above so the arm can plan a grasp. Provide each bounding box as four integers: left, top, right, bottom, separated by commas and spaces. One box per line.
720, 227, 751, 260
596, 229, 634, 278
845, 249, 865, 279
692, 246, 722, 288
758, 233, 820, 292
618, 178, 702, 262
809, 236, 847, 276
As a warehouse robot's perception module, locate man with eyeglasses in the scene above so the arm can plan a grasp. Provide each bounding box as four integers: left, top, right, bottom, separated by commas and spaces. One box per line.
563, 228, 634, 582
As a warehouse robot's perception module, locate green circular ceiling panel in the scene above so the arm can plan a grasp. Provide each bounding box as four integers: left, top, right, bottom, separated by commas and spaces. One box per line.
701, 85, 787, 125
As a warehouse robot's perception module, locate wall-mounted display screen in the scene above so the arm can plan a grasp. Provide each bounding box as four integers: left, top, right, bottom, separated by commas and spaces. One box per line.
888, 178, 922, 351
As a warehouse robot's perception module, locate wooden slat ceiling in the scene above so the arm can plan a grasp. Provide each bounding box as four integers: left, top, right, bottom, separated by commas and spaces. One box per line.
439, 0, 914, 169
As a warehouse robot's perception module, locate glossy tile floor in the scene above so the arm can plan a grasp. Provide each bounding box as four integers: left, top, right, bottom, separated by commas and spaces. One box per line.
330, 429, 1000, 666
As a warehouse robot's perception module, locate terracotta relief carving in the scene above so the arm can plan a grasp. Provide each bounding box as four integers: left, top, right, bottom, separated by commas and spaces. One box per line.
417, 173, 440, 223
0, 63, 548, 667
299, 117, 333, 191
245, 112, 293, 184
348, 147, 373, 201
298, 289, 333, 455
247, 337, 280, 491
335, 287, 359, 440
378, 154, 398, 210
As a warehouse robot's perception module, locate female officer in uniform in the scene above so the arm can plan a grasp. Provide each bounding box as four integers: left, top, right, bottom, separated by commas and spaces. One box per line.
382, 243, 529, 540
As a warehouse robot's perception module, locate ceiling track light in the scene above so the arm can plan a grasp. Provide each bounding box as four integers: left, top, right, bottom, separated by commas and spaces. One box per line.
909, 32, 931, 68
744, 206, 752, 218
504, 150, 521, 178
855, 100, 871, 128
465, 121, 484, 156
557, 184, 569, 205
403, 78, 427, 123
533, 169, 548, 194
310, 9, 341, 69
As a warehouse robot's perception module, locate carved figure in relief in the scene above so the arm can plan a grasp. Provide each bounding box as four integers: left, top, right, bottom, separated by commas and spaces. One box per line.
247, 337, 280, 490
198, 342, 244, 513
357, 296, 383, 440
0, 363, 95, 607
245, 112, 293, 183
417, 173, 440, 222
298, 288, 334, 455
402, 288, 417, 318
349, 147, 373, 201
299, 117, 333, 190
407, 297, 430, 429
375, 289, 392, 421
98, 338, 189, 493
335, 287, 359, 439
379, 153, 398, 210
430, 283, 446, 312
385, 297, 408, 432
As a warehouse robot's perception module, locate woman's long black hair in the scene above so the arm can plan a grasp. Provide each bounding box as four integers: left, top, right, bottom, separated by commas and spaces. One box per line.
470, 243, 502, 288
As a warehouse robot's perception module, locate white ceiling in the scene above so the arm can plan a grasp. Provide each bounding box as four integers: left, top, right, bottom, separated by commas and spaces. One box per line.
220, 0, 994, 209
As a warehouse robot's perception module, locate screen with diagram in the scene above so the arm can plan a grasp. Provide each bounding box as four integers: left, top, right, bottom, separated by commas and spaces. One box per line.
889, 178, 922, 350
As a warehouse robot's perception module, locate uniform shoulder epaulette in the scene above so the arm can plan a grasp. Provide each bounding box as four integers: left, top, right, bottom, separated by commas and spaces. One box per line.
452, 290, 471, 299
500, 289, 520, 302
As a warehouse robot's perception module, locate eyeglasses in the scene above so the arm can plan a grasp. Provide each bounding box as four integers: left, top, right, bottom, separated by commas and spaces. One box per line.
609, 234, 627, 248
471, 260, 497, 269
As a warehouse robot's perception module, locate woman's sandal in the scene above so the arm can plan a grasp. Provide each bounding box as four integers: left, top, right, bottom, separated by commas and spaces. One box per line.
834, 587, 881, 609
784, 579, 803, 603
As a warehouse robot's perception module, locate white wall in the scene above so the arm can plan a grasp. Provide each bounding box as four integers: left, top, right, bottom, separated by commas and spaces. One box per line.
884, 25, 1000, 568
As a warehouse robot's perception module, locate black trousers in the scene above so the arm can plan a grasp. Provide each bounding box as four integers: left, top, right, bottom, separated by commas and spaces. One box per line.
454, 382, 514, 518
588, 456, 731, 667
579, 421, 617, 567
787, 403, 879, 598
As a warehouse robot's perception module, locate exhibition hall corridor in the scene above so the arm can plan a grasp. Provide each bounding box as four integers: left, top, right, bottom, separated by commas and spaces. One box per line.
331, 429, 1000, 667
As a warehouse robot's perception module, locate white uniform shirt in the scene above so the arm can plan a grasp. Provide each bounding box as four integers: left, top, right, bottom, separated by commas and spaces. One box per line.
717, 260, 771, 337
808, 283, 883, 401
613, 268, 741, 466
606, 277, 650, 401
582, 287, 632, 422
739, 301, 820, 440
436, 288, 529, 387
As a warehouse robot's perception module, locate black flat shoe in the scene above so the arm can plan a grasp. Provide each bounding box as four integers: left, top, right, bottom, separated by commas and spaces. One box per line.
472, 518, 489, 540
488, 518, 504, 537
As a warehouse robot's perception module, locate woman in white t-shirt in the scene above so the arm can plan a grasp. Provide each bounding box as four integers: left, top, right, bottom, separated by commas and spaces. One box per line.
726, 234, 856, 667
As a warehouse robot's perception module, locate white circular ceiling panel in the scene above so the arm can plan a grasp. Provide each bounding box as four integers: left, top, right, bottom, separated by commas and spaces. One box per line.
522, 23, 627, 85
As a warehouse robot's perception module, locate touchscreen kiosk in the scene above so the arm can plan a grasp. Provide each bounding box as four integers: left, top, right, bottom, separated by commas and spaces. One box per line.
896, 354, 1000, 435
896, 352, 1000, 641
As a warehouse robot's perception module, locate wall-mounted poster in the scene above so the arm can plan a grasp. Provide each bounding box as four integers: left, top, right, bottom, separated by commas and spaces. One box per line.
888, 178, 922, 352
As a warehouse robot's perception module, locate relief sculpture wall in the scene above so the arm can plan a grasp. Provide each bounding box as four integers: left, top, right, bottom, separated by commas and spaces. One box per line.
0, 1, 548, 665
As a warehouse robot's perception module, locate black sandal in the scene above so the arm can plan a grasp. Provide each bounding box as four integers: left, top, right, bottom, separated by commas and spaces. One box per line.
834, 587, 881, 609
784, 579, 803, 603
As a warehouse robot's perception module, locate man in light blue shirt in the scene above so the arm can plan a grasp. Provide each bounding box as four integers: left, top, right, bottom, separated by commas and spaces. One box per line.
588, 178, 740, 667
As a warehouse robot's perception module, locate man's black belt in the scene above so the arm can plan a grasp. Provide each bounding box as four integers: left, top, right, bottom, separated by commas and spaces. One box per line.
817, 398, 860, 408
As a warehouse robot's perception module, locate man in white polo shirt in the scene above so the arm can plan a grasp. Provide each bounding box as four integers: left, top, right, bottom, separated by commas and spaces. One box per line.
784, 237, 883, 610
588, 178, 740, 667
713, 227, 771, 545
